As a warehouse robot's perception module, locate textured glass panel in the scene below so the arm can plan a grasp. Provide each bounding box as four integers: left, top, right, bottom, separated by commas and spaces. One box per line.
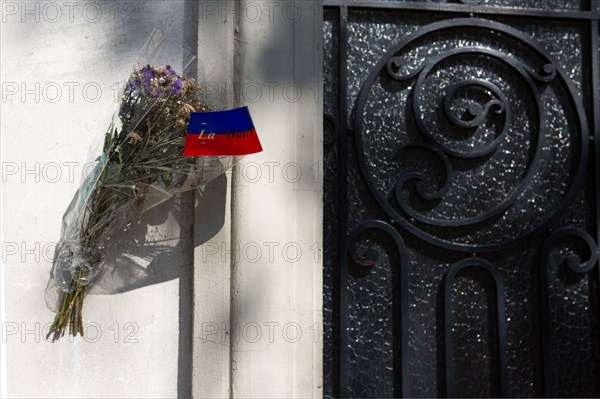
323, 9, 340, 399
323, 6, 599, 399
499, 19, 583, 97
346, 11, 443, 128
471, 0, 584, 8
450, 268, 499, 398
497, 244, 543, 398
346, 139, 397, 397
374, 0, 586, 11
324, 12, 339, 123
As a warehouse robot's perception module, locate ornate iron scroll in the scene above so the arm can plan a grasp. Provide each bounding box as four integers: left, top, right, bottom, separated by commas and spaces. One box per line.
348, 220, 410, 397
539, 228, 599, 397
354, 18, 589, 252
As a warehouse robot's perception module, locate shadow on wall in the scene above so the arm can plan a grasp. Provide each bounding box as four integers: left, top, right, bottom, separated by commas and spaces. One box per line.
80, 173, 226, 295
80, 172, 228, 398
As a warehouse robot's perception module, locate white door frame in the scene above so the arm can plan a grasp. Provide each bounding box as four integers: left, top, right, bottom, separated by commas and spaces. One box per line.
192, 1, 323, 397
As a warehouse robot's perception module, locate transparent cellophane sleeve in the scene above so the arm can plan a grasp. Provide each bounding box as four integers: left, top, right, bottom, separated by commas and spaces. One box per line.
45, 29, 241, 311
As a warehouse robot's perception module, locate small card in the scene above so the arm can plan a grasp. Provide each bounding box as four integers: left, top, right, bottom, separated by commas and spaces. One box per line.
184, 106, 263, 156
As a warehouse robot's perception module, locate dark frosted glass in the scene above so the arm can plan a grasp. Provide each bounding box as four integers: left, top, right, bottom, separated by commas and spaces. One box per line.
323, 9, 340, 399
374, 0, 585, 11
323, 6, 599, 398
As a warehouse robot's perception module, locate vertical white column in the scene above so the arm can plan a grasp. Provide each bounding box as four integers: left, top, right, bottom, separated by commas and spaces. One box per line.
192, 1, 236, 398
230, 1, 323, 397
1, 201, 6, 397
1, 167, 6, 396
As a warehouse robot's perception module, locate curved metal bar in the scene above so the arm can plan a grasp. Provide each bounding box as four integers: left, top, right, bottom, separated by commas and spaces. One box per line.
394, 142, 453, 204
394, 47, 544, 227
348, 219, 410, 397
387, 56, 427, 82
324, 113, 340, 145
443, 258, 508, 398
354, 18, 589, 252
539, 228, 599, 397
412, 47, 540, 160
443, 79, 507, 131
524, 62, 557, 83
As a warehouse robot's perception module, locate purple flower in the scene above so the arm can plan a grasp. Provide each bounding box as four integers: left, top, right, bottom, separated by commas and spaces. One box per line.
142, 65, 154, 81
127, 64, 185, 97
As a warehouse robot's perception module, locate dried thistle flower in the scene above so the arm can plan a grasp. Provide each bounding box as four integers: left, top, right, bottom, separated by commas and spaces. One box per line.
178, 103, 196, 119
127, 131, 142, 144
176, 118, 187, 130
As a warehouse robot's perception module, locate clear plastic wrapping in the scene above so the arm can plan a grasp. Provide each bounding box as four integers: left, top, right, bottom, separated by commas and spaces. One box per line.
45, 29, 240, 338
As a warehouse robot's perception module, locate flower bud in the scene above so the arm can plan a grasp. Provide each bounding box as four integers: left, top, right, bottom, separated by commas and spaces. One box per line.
178, 103, 196, 119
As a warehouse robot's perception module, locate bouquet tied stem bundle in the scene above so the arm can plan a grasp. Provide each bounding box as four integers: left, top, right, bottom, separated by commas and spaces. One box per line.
48, 64, 210, 340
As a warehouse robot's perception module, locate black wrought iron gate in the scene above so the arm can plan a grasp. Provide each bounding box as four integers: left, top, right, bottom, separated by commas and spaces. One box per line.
322, 1, 600, 397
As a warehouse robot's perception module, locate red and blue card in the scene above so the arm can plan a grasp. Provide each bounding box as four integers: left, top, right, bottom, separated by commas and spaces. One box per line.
183, 106, 263, 156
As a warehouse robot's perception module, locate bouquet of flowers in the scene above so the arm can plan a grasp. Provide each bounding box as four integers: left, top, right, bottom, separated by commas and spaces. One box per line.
45, 30, 244, 340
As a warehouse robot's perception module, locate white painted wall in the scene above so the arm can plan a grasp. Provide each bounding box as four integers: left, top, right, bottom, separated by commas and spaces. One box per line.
1, 1, 322, 397
1, 1, 198, 397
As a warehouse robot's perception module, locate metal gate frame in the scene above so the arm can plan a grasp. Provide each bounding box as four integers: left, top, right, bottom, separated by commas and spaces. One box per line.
323, 1, 600, 397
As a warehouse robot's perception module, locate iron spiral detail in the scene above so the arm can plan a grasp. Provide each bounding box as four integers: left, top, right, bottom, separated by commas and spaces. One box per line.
354, 18, 589, 252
